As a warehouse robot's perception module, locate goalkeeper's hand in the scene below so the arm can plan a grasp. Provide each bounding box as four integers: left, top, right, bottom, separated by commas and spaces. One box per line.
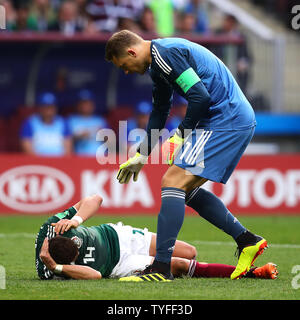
117, 152, 148, 184
162, 132, 185, 166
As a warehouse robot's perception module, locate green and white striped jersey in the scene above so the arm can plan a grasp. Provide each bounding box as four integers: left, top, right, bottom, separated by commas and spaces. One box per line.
35, 207, 120, 280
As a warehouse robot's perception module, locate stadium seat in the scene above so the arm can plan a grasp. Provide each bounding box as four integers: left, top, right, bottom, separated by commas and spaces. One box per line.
15, 105, 37, 119
0, 117, 8, 151
107, 106, 134, 133
5, 106, 37, 152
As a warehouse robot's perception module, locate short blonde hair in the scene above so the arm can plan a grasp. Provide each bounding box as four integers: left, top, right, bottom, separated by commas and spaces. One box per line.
105, 30, 143, 61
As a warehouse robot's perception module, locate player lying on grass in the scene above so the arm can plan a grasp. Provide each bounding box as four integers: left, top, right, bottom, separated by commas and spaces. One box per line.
36, 195, 278, 281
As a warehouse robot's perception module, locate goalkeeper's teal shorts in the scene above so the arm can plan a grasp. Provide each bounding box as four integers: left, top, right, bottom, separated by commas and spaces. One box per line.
174, 126, 255, 184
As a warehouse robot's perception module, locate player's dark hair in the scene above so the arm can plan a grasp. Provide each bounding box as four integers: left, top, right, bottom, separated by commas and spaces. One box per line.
48, 236, 79, 264
105, 29, 143, 61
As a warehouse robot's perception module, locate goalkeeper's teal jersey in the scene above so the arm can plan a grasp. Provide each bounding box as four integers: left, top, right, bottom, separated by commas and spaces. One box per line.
35, 207, 120, 280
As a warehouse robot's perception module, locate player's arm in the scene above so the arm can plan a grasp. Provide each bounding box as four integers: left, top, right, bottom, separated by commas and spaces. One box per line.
35, 196, 102, 279
63, 137, 72, 155
159, 47, 211, 164
166, 47, 211, 137
40, 238, 102, 280
20, 139, 35, 155
137, 73, 173, 156
59, 265, 102, 280
63, 119, 72, 155
116, 76, 173, 184
35, 206, 79, 279
52, 194, 103, 235
20, 118, 35, 155
161, 78, 211, 165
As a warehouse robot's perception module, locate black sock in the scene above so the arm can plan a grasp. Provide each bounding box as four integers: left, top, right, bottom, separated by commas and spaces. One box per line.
150, 260, 174, 280
152, 260, 171, 274
235, 230, 261, 247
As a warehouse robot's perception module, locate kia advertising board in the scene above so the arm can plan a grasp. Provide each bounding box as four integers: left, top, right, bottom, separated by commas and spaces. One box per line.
0, 154, 163, 215
0, 165, 75, 213
0, 154, 299, 215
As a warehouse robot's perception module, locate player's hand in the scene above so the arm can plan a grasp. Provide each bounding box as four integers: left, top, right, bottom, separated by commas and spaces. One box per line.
51, 219, 79, 235
40, 238, 56, 271
162, 132, 185, 166
117, 152, 148, 184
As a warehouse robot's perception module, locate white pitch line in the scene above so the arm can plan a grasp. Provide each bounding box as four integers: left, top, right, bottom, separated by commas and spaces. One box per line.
0, 233, 36, 239
189, 240, 300, 249
0, 233, 299, 249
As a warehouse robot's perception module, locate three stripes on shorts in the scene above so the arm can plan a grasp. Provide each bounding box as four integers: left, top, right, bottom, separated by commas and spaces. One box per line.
181, 130, 213, 166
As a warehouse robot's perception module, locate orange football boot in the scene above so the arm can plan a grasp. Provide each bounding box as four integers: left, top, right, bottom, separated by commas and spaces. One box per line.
252, 263, 278, 279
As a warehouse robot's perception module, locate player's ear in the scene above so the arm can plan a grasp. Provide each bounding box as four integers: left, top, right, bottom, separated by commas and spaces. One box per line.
127, 48, 137, 57
73, 251, 79, 263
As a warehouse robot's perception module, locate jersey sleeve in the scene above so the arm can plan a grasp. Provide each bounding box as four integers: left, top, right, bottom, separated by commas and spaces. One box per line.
137, 71, 173, 156
63, 118, 72, 137
153, 45, 211, 137
20, 118, 33, 138
35, 206, 77, 280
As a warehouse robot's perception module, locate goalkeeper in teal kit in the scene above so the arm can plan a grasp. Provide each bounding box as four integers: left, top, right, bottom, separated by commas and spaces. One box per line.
105, 30, 269, 281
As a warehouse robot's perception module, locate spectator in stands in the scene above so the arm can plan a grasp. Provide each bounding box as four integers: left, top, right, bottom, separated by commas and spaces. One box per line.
125, 100, 151, 156
48, 0, 83, 35
127, 100, 151, 132
20, 92, 72, 156
177, 0, 209, 34
11, 3, 38, 31
138, 6, 157, 34
67, 89, 110, 156
117, 17, 141, 33
250, 0, 297, 29
75, 0, 89, 28
214, 14, 252, 96
147, 0, 175, 36
28, 0, 57, 32
1, 0, 16, 31
176, 10, 197, 34
85, 0, 144, 33
48, 0, 61, 11
73, 0, 98, 34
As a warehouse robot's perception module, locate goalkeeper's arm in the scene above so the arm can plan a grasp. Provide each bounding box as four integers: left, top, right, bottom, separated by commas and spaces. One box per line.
137, 76, 173, 157
116, 77, 173, 184
137, 105, 170, 156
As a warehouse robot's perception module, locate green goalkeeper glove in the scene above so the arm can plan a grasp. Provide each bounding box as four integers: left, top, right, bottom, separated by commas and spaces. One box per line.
117, 152, 148, 184
161, 132, 185, 166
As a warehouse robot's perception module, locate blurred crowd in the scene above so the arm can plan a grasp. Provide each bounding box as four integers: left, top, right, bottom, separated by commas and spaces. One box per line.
1, 0, 211, 36
0, 0, 255, 156
18, 90, 187, 157
1, 0, 295, 35
249, 0, 299, 30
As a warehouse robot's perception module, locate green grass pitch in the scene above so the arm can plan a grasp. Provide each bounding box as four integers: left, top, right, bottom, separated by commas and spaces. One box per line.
0, 214, 300, 300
